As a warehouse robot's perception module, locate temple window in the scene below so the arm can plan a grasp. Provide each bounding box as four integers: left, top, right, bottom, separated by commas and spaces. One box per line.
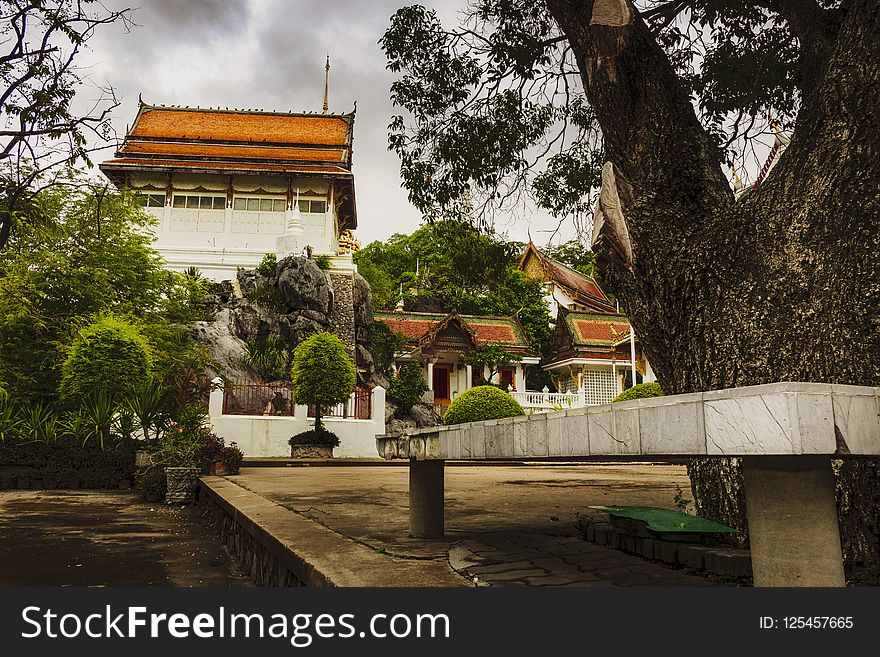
169, 194, 227, 232
136, 193, 165, 208
232, 195, 286, 235
297, 199, 327, 213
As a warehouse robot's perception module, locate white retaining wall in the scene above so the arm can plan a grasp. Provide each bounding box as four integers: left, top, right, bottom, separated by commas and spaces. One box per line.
208, 385, 385, 458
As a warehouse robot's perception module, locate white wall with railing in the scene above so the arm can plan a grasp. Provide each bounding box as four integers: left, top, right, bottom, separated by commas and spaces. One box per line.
207, 380, 385, 458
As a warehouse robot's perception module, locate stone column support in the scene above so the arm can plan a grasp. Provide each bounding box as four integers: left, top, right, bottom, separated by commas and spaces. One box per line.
409, 460, 445, 538
427, 361, 435, 391
742, 456, 845, 587
465, 364, 473, 390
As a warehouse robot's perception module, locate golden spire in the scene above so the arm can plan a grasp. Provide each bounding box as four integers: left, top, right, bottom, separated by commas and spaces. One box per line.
322, 55, 330, 114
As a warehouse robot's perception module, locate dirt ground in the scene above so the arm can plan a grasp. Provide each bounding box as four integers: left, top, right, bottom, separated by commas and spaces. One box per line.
0, 489, 252, 587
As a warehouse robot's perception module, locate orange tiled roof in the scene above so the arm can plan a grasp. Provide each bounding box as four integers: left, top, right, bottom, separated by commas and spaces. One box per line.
374, 311, 536, 354
566, 312, 631, 346
519, 242, 615, 312
130, 106, 350, 146
120, 141, 346, 162
100, 158, 351, 175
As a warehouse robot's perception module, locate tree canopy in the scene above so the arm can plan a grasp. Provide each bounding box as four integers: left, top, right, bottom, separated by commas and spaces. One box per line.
0, 181, 209, 402
0, 0, 132, 251
354, 221, 552, 356
381, 0, 841, 231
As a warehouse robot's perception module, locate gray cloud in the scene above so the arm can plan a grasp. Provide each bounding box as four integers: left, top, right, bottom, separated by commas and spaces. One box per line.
78, 0, 576, 246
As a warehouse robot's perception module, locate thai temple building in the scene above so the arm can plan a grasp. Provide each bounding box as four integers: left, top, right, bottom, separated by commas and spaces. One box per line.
375, 311, 540, 411
100, 96, 358, 280
519, 242, 655, 404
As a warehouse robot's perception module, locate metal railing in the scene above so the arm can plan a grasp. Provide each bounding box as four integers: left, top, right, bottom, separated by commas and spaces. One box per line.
308, 387, 373, 420
222, 382, 294, 416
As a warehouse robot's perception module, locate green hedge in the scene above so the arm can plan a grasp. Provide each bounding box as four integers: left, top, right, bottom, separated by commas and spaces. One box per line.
0, 439, 136, 489
612, 382, 664, 403
443, 385, 524, 425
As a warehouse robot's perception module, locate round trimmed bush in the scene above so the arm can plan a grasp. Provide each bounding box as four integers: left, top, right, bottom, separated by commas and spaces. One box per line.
612, 382, 664, 403
442, 385, 524, 425
60, 316, 153, 402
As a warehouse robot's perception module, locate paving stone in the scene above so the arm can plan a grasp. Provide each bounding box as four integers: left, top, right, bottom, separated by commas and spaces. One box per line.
468, 560, 542, 575
592, 567, 655, 586
478, 569, 547, 583
678, 545, 715, 570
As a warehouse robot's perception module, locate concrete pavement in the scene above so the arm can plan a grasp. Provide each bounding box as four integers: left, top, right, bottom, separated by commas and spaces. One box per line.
216, 463, 718, 587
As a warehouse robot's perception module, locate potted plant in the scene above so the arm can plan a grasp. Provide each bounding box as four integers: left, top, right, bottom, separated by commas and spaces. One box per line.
199, 433, 244, 475
219, 442, 244, 475
288, 425, 340, 458
156, 407, 206, 504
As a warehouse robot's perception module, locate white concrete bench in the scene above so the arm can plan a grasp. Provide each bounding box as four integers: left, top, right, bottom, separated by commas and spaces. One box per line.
376, 383, 880, 586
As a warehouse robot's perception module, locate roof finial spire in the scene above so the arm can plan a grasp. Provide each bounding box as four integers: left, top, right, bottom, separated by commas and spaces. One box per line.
323, 55, 330, 114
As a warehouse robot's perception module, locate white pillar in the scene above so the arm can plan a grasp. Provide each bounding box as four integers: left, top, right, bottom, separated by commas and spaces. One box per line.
612, 360, 621, 395
208, 377, 224, 418
465, 364, 473, 390
372, 386, 386, 434
427, 361, 434, 390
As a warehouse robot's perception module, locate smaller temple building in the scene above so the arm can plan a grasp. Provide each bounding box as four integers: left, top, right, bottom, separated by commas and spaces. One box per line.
375, 311, 540, 410
519, 241, 655, 404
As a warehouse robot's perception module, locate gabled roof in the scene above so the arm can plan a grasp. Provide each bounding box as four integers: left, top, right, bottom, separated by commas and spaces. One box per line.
100, 101, 358, 228
374, 311, 537, 356
566, 312, 631, 347
545, 307, 637, 366
518, 242, 616, 312
101, 102, 354, 179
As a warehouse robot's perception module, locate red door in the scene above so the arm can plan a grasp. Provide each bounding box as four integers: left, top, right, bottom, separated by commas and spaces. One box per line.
433, 366, 450, 401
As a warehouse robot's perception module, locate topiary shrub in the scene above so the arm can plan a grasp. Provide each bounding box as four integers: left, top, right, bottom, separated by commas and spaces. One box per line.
442, 385, 525, 425
612, 382, 664, 403
290, 332, 356, 434
387, 362, 429, 413
60, 316, 153, 403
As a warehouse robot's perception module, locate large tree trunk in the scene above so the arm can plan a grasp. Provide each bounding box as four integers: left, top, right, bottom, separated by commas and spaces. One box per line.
546, 0, 880, 580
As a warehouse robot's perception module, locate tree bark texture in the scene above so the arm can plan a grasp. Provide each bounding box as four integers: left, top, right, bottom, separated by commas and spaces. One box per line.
547, 0, 880, 577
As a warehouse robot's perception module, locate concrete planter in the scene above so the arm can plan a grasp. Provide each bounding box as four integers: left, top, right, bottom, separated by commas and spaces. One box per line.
165, 466, 199, 505
290, 445, 334, 459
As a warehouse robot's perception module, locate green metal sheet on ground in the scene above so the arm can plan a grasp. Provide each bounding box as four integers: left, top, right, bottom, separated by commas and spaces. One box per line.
589, 506, 737, 534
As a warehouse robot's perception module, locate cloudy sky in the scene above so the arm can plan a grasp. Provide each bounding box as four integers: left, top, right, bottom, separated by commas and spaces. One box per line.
77, 0, 575, 247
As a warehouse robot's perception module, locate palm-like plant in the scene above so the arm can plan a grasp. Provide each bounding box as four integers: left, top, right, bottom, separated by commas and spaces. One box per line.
0, 399, 20, 443
125, 380, 166, 443
81, 392, 117, 448
18, 401, 58, 442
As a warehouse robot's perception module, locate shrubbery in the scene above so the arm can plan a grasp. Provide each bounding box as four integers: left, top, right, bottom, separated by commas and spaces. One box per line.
289, 427, 341, 447
256, 252, 277, 277
387, 362, 429, 413
442, 385, 524, 425
0, 438, 136, 489
60, 316, 153, 402
611, 382, 664, 403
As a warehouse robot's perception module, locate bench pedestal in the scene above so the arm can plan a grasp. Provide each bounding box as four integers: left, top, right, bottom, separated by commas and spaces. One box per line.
409, 459, 445, 538
743, 456, 845, 587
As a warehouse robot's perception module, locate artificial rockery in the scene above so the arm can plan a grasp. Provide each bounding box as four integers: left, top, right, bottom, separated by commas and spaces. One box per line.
191, 255, 439, 431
